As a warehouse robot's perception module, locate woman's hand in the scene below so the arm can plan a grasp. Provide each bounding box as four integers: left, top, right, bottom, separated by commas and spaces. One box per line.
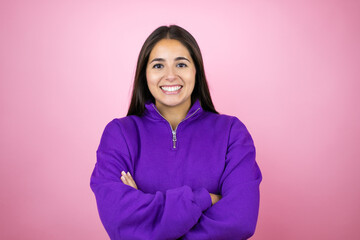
120, 171, 138, 190
209, 193, 222, 205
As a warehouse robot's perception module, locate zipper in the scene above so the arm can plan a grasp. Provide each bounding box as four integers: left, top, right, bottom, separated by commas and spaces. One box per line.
151, 104, 201, 149
172, 130, 177, 148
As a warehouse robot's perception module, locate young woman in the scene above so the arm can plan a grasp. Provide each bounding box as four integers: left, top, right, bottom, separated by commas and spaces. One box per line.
90, 25, 262, 240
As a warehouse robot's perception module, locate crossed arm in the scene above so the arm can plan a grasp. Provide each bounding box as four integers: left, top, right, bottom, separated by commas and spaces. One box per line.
120, 170, 222, 206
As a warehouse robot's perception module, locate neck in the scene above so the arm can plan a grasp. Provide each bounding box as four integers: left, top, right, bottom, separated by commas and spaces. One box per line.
156, 99, 192, 130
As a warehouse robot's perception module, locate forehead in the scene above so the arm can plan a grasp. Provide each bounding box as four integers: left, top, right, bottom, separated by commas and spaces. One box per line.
149, 39, 191, 58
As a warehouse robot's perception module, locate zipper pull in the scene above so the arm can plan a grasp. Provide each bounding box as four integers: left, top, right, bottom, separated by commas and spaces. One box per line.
172, 130, 177, 148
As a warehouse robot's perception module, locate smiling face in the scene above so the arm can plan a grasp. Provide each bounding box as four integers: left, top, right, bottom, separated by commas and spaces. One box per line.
146, 38, 196, 112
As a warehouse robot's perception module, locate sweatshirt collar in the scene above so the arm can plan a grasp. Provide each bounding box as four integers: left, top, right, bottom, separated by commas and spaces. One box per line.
144, 99, 203, 121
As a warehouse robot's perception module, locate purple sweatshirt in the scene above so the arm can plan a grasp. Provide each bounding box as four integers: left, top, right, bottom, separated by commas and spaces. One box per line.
90, 98, 262, 240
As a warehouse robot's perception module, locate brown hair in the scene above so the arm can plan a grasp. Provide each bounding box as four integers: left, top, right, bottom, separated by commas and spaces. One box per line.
126, 24, 218, 116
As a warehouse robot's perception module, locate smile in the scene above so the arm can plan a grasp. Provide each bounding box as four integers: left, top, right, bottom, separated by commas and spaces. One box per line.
160, 85, 183, 94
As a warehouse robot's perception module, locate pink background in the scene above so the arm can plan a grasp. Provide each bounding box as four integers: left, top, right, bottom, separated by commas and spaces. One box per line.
1, 0, 359, 239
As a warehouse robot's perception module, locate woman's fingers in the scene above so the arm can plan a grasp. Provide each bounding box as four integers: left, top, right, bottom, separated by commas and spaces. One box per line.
126, 172, 138, 189
120, 171, 138, 190
120, 171, 129, 184
209, 193, 222, 205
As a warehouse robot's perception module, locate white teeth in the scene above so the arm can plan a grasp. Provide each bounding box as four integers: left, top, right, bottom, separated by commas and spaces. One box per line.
161, 86, 182, 91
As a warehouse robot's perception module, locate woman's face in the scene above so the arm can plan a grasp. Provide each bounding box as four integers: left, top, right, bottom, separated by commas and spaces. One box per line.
146, 38, 196, 111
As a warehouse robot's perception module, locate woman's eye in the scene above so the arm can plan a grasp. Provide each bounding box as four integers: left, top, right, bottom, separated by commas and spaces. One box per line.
177, 63, 187, 68
153, 64, 163, 69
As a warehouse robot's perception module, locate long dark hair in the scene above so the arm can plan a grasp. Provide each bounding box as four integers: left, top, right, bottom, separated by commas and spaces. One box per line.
126, 25, 218, 116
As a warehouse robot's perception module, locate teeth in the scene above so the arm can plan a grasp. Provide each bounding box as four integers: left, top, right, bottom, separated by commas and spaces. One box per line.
161, 86, 182, 91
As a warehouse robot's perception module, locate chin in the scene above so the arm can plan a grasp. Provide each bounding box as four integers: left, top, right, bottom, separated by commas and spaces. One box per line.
157, 98, 187, 107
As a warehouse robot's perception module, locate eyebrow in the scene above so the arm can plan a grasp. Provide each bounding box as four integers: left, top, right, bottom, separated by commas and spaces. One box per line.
150, 57, 191, 64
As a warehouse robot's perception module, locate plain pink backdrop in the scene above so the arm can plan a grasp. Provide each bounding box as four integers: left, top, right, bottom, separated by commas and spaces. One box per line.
1, 0, 359, 239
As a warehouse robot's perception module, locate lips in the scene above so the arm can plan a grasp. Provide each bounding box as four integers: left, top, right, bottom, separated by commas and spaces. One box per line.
160, 85, 183, 94
160, 85, 182, 88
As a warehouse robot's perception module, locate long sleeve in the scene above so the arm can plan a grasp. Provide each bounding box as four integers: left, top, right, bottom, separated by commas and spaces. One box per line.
90, 119, 212, 240
180, 117, 262, 240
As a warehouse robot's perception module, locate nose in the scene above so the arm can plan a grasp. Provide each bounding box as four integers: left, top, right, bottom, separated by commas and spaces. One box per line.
165, 66, 177, 81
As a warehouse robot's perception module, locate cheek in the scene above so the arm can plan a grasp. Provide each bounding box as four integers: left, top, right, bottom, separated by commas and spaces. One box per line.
146, 71, 156, 87
146, 69, 161, 83
183, 69, 196, 84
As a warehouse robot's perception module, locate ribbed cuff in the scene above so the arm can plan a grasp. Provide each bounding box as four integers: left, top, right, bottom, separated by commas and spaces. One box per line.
193, 187, 212, 211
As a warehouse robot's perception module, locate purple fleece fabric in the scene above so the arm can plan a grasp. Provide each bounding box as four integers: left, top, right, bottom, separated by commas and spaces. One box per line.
90, 98, 262, 240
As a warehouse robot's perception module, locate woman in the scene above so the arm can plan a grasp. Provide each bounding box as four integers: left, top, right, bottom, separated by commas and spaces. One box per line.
90, 25, 262, 240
